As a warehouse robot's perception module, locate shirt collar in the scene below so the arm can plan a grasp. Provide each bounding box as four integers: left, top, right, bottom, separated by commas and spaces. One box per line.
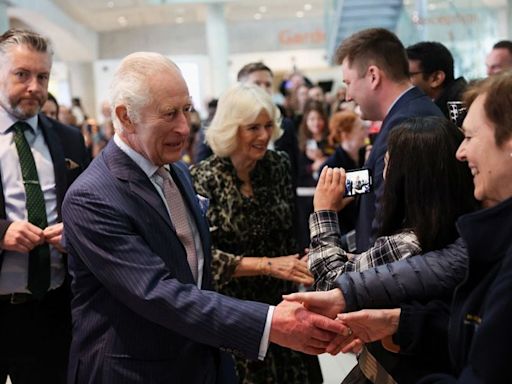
113, 133, 160, 178
385, 85, 414, 116
0, 107, 39, 134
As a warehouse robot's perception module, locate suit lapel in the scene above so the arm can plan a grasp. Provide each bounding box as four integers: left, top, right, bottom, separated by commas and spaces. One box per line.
103, 141, 174, 231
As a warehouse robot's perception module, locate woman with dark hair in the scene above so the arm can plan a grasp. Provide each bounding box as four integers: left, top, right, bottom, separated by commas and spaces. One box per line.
296, 100, 335, 248
308, 116, 477, 290
297, 100, 334, 186
378, 117, 477, 252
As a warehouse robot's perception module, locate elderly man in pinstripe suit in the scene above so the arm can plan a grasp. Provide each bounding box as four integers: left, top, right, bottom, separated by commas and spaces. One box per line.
62, 52, 347, 384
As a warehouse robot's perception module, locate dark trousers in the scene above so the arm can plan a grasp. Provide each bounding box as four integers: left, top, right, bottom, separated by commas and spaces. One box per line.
0, 284, 71, 384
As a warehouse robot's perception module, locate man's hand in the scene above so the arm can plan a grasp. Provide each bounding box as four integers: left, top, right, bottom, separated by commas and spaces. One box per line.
283, 288, 345, 319
328, 308, 401, 354
267, 254, 314, 286
44, 223, 66, 253
269, 299, 350, 355
314, 167, 353, 212
0, 221, 45, 253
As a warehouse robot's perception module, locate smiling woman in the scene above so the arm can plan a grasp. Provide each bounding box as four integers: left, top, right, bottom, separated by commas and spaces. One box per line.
190, 83, 322, 383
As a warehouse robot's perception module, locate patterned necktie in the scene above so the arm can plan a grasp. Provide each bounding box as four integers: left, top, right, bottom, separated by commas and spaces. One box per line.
157, 167, 198, 282
12, 122, 51, 298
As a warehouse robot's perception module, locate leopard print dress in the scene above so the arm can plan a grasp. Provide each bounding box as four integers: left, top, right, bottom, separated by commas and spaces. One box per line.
191, 150, 322, 384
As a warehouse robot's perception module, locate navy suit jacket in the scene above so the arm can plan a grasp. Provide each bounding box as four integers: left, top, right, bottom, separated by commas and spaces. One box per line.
0, 114, 89, 266
355, 87, 444, 251
63, 141, 269, 384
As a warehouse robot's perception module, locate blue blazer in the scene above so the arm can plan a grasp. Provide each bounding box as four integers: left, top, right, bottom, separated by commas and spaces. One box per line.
63, 141, 269, 384
355, 87, 444, 252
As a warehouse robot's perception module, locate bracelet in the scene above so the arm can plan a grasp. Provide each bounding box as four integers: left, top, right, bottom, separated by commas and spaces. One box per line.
259, 257, 272, 276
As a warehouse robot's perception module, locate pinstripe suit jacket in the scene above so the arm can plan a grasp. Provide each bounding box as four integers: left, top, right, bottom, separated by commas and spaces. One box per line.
63, 141, 269, 384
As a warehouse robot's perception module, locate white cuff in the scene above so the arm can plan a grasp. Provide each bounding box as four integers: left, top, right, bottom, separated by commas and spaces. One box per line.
258, 305, 275, 360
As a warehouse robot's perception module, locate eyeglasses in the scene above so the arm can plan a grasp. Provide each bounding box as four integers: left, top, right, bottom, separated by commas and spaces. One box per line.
408, 71, 424, 77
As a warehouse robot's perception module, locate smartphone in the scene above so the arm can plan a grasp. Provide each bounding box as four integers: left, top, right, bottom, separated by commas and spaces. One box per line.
344, 168, 372, 197
306, 139, 318, 151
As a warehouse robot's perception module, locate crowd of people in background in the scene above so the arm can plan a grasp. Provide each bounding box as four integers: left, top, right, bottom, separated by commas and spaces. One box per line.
1, 24, 512, 384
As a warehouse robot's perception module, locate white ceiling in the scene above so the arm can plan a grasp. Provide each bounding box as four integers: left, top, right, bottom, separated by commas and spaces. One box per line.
51, 0, 327, 32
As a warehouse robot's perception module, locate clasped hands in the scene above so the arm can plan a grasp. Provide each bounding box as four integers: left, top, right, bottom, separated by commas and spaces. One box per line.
273, 289, 401, 356
1, 221, 65, 253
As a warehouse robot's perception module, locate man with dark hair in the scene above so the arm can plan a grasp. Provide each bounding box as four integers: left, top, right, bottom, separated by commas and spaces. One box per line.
237, 62, 274, 95
0, 29, 89, 383
406, 41, 467, 118
335, 28, 443, 252
486, 40, 512, 76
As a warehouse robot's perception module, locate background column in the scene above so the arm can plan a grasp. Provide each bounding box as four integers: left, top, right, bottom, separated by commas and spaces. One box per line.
0, 0, 9, 33
206, 3, 229, 97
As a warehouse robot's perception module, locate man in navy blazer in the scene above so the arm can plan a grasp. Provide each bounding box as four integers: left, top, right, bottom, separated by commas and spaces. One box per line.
62, 52, 347, 384
335, 28, 444, 251
0, 29, 89, 383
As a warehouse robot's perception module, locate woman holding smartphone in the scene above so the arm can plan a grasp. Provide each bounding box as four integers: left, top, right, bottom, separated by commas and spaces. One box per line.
308, 116, 478, 291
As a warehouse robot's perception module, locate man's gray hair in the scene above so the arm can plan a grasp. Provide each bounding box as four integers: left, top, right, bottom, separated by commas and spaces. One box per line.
0, 28, 53, 55
110, 52, 179, 133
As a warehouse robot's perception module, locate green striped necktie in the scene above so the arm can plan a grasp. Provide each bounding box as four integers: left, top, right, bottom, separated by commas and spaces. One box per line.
12, 122, 50, 299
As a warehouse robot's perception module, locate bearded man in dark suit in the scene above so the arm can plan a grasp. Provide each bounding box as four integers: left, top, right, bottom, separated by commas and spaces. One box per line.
0, 29, 89, 384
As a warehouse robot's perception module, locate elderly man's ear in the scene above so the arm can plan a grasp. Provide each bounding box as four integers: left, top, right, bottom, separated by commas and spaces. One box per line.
115, 105, 135, 133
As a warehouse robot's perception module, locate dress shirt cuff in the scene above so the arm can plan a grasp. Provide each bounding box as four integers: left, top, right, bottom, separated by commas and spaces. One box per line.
258, 305, 275, 360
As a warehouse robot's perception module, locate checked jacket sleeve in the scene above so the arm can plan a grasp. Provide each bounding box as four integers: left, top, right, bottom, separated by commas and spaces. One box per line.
308, 210, 422, 291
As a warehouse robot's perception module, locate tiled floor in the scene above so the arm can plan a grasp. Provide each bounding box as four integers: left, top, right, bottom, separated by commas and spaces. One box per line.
5, 353, 356, 383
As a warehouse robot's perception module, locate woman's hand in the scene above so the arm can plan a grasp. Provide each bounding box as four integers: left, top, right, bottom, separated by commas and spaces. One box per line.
314, 167, 353, 212
264, 254, 314, 286
327, 308, 401, 354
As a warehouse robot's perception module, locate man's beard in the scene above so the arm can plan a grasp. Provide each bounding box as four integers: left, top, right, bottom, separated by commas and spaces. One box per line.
0, 95, 44, 120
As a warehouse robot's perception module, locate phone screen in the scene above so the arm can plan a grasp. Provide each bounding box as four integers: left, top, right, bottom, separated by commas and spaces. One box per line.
345, 168, 372, 197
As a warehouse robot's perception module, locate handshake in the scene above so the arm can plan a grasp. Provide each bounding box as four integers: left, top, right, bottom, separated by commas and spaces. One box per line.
270, 289, 401, 356
269, 288, 352, 356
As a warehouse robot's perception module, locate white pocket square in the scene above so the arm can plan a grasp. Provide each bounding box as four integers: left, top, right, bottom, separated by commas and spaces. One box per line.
65, 158, 80, 170
196, 194, 209, 215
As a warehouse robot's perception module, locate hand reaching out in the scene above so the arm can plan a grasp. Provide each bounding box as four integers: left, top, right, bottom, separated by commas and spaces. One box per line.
327, 308, 401, 354
283, 288, 345, 319
265, 254, 314, 286
270, 299, 351, 355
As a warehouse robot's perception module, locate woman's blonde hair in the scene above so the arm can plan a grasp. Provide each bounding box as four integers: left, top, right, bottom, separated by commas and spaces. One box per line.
205, 83, 282, 157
